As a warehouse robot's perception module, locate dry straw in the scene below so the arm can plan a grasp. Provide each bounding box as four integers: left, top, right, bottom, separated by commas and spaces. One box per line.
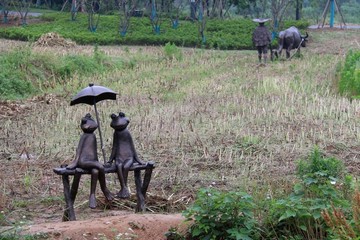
0, 29, 359, 221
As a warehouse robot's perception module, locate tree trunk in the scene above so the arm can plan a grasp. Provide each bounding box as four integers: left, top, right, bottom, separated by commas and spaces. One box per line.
295, 0, 301, 20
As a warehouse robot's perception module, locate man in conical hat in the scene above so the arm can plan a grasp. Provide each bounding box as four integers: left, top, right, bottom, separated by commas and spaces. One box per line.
252, 18, 272, 65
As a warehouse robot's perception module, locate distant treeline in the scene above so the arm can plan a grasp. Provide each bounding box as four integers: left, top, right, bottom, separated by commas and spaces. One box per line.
0, 12, 309, 49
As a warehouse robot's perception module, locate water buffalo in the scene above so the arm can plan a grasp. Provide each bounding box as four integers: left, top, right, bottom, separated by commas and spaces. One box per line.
275, 26, 309, 59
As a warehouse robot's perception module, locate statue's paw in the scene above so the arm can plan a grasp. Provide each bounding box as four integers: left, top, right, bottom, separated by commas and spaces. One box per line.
104, 190, 114, 201
117, 188, 130, 199
104, 162, 112, 168
89, 194, 97, 209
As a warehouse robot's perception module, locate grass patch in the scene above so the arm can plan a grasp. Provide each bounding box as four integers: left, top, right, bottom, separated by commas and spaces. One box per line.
0, 44, 124, 99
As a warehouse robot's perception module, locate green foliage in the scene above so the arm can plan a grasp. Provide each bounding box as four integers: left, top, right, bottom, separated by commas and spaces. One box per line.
323, 190, 360, 239
341, 0, 360, 24
264, 147, 351, 239
338, 50, 360, 99
0, 45, 124, 100
163, 42, 183, 61
0, 46, 36, 99
0, 211, 46, 239
181, 147, 354, 239
281, 19, 311, 31
0, 12, 309, 50
296, 146, 345, 184
164, 227, 186, 240
183, 188, 260, 240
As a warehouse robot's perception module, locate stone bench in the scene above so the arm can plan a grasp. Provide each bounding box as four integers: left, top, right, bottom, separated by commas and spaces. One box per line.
53, 161, 155, 221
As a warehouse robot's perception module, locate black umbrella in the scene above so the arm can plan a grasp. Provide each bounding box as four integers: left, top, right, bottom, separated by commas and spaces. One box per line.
70, 83, 118, 163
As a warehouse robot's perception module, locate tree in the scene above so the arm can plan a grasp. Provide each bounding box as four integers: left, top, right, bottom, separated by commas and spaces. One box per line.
12, 0, 32, 26
168, 0, 184, 28
270, 0, 292, 37
295, 0, 301, 19
148, 0, 162, 34
197, 0, 206, 44
86, 0, 101, 32
0, 0, 11, 23
118, 0, 132, 36
60, 0, 80, 21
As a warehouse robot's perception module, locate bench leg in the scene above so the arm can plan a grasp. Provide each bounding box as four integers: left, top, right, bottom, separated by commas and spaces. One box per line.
62, 173, 81, 221
134, 170, 145, 212
134, 168, 153, 212
62, 175, 76, 221
141, 168, 153, 197
70, 173, 81, 204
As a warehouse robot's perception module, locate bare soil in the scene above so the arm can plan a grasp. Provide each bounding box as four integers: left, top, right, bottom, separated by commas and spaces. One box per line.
22, 212, 188, 240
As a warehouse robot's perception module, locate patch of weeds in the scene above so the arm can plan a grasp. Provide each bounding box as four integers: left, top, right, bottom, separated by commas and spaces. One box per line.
264, 146, 352, 239
0, 45, 126, 100
124, 58, 137, 70
163, 42, 183, 61
338, 50, 360, 99
0, 211, 10, 226
183, 188, 260, 240
164, 227, 186, 240
23, 174, 33, 192
234, 135, 261, 155
12, 200, 28, 208
123, 46, 130, 53
40, 196, 64, 205
0, 211, 46, 240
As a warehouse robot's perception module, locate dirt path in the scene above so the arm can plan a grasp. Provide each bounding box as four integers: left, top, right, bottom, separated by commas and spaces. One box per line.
21, 212, 188, 239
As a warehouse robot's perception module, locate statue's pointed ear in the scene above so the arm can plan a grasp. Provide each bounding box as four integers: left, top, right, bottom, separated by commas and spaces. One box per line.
119, 112, 126, 117
110, 113, 117, 119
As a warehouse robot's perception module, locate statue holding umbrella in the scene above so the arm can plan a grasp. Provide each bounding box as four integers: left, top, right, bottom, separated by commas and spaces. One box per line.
70, 83, 118, 163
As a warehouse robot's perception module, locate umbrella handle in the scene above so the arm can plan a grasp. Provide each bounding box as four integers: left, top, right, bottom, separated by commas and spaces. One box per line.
93, 101, 106, 163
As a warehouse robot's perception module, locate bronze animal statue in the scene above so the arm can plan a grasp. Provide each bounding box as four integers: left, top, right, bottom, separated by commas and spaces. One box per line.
275, 26, 309, 59
108, 112, 146, 198
66, 113, 113, 208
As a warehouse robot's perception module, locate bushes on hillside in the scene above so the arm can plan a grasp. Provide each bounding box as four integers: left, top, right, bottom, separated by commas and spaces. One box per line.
0, 45, 124, 100
0, 12, 309, 50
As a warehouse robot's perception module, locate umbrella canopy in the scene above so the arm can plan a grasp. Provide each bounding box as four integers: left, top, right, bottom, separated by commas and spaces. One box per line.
70, 83, 118, 163
70, 83, 117, 106
252, 18, 271, 23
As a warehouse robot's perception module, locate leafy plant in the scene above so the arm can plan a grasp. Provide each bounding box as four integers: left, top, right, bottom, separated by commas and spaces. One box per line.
338, 50, 360, 99
183, 188, 260, 240
165, 226, 186, 240
0, 211, 46, 239
322, 190, 360, 239
163, 42, 183, 61
264, 147, 352, 239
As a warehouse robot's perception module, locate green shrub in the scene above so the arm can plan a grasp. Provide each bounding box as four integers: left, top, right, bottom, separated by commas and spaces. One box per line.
264, 147, 351, 239
338, 50, 360, 99
180, 147, 353, 239
0, 46, 36, 99
0, 45, 125, 100
297, 147, 345, 184
0, 12, 309, 50
281, 19, 310, 31
183, 188, 261, 240
163, 42, 183, 61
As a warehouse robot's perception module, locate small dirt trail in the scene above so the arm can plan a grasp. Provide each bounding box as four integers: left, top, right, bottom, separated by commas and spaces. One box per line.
22, 212, 188, 240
